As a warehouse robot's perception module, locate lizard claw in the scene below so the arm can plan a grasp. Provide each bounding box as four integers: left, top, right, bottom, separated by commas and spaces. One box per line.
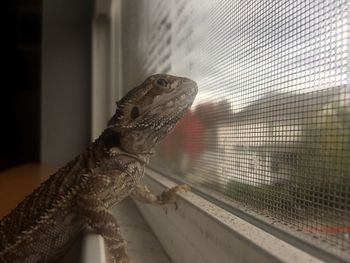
158, 184, 190, 208
173, 185, 190, 210
178, 184, 190, 192
162, 206, 168, 215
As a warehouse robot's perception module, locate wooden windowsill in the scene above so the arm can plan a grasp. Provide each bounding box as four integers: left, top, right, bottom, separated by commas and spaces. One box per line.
0, 163, 58, 218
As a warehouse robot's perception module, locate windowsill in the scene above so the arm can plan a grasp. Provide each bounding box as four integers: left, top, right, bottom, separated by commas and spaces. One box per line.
135, 169, 323, 263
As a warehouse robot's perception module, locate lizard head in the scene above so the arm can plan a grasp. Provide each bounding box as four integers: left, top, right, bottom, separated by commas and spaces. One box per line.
105, 74, 198, 155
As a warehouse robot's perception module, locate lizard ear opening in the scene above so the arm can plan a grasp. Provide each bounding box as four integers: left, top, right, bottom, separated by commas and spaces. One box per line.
103, 129, 121, 148
130, 106, 140, 120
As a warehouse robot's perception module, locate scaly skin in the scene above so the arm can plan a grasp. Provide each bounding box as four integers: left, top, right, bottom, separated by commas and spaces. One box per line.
0, 74, 198, 263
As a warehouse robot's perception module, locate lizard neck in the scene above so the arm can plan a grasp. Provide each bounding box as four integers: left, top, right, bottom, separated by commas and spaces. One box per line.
91, 128, 152, 167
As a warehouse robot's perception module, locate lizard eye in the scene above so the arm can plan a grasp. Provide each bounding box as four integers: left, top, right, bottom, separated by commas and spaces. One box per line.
156, 78, 168, 88
130, 106, 140, 119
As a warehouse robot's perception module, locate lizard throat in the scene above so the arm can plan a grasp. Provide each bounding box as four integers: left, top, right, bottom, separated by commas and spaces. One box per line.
108, 147, 152, 165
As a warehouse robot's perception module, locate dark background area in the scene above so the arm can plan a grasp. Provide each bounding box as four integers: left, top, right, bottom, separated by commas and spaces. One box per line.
0, 0, 42, 170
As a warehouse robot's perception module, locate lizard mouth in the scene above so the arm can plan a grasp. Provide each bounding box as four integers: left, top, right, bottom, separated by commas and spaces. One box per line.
159, 106, 189, 130
145, 106, 189, 145
144, 104, 189, 133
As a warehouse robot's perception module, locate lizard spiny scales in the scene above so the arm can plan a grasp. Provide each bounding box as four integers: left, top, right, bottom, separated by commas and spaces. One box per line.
0, 74, 198, 263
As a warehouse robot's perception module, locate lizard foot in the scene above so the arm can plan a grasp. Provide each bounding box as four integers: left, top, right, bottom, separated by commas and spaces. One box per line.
158, 184, 190, 210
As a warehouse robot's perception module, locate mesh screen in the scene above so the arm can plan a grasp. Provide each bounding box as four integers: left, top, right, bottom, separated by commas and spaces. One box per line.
120, 0, 350, 259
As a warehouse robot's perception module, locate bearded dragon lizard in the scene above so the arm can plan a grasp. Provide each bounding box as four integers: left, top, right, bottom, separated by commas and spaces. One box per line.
0, 74, 198, 263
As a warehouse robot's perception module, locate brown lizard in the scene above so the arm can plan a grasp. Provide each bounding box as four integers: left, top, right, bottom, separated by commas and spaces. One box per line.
0, 74, 198, 263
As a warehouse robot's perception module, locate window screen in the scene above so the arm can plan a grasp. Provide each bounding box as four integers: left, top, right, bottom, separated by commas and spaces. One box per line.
120, 0, 350, 260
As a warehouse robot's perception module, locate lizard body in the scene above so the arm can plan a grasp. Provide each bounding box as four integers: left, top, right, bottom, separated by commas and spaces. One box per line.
0, 74, 197, 263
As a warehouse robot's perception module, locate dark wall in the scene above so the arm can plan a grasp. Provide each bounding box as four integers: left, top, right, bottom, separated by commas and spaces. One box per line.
0, 0, 41, 170
41, 0, 93, 164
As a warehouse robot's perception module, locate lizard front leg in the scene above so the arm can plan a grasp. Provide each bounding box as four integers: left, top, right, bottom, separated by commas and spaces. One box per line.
77, 195, 131, 263
130, 183, 189, 209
